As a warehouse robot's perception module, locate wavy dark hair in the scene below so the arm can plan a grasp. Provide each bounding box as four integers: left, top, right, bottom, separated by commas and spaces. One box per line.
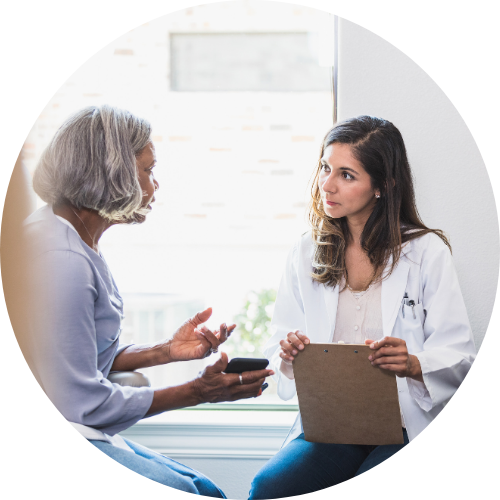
308, 115, 451, 288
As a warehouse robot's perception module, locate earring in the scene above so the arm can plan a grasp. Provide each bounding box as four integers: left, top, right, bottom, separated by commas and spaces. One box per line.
375, 194, 380, 198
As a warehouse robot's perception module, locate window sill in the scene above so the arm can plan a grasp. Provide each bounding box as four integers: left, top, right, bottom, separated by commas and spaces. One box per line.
185, 402, 299, 411
119, 410, 297, 459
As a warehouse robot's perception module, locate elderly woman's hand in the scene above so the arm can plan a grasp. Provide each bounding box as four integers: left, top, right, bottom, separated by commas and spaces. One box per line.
192, 353, 274, 403
365, 336, 424, 382
165, 307, 236, 362
146, 352, 275, 416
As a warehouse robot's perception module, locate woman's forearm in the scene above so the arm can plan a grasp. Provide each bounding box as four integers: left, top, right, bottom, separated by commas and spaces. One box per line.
408, 354, 424, 383
144, 354, 274, 417
145, 380, 201, 417
280, 360, 295, 380
111, 341, 171, 372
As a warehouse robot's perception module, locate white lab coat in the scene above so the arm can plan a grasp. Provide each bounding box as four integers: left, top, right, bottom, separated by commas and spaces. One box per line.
264, 231, 476, 447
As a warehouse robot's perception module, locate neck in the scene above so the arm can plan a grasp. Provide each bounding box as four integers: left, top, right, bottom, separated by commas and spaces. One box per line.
345, 202, 376, 246
346, 215, 368, 246
53, 203, 113, 253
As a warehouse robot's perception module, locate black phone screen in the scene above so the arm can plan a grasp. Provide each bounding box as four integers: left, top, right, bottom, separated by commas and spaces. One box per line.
225, 357, 269, 373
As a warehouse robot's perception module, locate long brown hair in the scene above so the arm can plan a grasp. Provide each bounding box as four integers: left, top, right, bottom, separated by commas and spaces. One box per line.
309, 115, 450, 288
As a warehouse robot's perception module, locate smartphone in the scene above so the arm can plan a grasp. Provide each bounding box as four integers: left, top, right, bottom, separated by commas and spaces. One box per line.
225, 357, 269, 373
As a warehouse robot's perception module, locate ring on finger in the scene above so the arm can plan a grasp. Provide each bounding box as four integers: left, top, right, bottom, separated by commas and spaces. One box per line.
211, 347, 218, 354
239, 374, 243, 385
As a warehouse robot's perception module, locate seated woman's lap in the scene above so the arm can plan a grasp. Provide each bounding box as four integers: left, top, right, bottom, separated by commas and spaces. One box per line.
90, 438, 225, 498
249, 430, 408, 500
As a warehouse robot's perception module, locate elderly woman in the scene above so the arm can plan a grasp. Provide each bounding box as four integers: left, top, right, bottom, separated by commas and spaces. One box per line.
21, 105, 273, 496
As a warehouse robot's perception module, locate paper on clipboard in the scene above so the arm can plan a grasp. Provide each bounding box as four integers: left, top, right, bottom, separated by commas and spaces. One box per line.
293, 343, 404, 445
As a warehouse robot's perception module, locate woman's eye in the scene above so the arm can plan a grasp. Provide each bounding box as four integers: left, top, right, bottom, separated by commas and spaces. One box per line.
321, 164, 330, 172
342, 172, 354, 180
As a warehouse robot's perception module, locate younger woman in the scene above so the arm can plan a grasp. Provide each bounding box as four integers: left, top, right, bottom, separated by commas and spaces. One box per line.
249, 116, 476, 498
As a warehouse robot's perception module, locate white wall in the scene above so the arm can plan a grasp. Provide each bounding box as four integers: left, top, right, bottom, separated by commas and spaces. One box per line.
337, 18, 498, 348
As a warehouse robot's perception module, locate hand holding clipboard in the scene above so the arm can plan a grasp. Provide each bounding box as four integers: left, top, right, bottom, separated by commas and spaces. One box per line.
281, 331, 405, 445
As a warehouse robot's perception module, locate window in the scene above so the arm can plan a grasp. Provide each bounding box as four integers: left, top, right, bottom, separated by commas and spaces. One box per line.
170, 32, 331, 91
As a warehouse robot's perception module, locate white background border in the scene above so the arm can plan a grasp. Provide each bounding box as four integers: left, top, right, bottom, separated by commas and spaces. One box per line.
1, 1, 498, 498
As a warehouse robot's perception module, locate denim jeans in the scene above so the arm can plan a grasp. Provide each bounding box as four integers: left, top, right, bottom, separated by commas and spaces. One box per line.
90, 438, 226, 497
249, 429, 409, 499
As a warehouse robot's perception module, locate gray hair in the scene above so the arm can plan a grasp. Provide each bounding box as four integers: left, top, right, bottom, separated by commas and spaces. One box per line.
33, 105, 152, 221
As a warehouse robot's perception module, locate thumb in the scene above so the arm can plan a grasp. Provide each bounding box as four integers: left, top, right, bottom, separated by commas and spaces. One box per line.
365, 339, 375, 345
207, 352, 228, 373
191, 307, 212, 327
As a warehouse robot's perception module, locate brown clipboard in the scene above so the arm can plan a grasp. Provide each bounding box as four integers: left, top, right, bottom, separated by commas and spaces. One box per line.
293, 343, 404, 445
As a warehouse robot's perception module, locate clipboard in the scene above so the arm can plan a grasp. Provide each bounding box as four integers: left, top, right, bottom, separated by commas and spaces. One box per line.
293, 343, 404, 445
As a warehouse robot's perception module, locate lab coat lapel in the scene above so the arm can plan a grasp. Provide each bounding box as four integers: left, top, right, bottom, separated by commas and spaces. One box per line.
322, 283, 340, 342
381, 257, 410, 337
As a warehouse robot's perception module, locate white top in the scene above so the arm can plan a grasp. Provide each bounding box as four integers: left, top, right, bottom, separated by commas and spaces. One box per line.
333, 280, 383, 344
332, 279, 406, 428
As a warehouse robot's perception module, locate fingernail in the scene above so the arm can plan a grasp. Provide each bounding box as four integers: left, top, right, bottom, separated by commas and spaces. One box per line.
292, 350, 297, 355
299, 345, 304, 350
270, 371, 275, 375
370, 343, 376, 348
368, 356, 372, 361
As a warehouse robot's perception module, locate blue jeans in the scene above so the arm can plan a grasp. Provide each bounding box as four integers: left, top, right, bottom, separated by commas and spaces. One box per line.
249, 429, 409, 499
90, 438, 226, 497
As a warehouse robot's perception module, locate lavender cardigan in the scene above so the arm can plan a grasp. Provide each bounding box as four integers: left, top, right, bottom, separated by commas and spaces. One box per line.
23, 205, 154, 435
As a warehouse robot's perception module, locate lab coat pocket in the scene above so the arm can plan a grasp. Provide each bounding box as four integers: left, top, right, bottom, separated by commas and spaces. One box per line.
397, 302, 426, 353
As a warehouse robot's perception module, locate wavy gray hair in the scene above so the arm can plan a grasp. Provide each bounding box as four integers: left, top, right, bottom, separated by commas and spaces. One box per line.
33, 105, 152, 221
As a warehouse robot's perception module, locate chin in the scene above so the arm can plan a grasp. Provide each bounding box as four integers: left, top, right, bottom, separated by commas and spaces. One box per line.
131, 214, 147, 224
324, 207, 346, 219
131, 204, 153, 224
122, 211, 148, 225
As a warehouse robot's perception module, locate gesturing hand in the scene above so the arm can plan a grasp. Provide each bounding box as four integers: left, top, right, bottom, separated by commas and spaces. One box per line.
166, 307, 236, 362
192, 353, 274, 404
365, 336, 423, 382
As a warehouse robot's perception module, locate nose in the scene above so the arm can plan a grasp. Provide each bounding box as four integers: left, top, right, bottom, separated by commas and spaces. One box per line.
321, 172, 337, 194
154, 177, 159, 192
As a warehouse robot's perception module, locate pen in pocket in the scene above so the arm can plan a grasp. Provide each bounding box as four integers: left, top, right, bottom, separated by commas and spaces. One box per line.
402, 293, 408, 318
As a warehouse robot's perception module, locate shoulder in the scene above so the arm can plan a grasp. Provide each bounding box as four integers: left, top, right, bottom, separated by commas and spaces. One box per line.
281, 231, 316, 279
287, 230, 314, 263
297, 230, 314, 253
24, 205, 89, 259
24, 206, 97, 282
402, 231, 452, 267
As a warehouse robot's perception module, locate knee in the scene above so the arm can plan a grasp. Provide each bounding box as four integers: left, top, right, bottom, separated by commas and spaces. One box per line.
249, 467, 279, 500
192, 475, 225, 498
167, 475, 199, 495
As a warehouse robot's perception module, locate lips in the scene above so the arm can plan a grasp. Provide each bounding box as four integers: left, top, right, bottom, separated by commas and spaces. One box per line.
325, 200, 339, 206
